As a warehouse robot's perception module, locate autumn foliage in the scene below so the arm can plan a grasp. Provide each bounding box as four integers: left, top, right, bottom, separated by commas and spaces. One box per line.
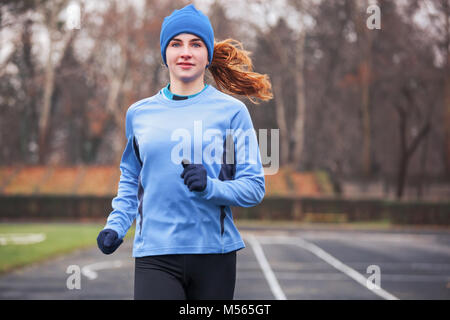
0, 166, 332, 198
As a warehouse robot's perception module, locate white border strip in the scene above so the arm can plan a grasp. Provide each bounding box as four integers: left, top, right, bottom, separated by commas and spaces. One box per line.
247, 235, 287, 300
261, 236, 399, 300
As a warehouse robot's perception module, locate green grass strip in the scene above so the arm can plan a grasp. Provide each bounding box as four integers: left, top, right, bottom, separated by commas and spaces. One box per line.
0, 223, 135, 274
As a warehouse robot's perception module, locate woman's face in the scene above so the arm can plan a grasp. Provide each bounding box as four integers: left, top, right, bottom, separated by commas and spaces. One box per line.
166, 33, 209, 83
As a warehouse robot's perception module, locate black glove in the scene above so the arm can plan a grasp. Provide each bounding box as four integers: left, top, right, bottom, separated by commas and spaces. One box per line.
97, 229, 123, 255
180, 159, 207, 192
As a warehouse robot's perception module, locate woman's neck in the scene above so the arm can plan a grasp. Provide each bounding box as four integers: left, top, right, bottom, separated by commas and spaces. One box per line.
168, 77, 205, 96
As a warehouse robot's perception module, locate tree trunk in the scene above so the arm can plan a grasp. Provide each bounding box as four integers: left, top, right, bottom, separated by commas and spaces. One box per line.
38, 27, 55, 164
360, 58, 372, 177
396, 108, 407, 199
351, 0, 373, 177
417, 131, 430, 199
38, 1, 73, 164
272, 74, 290, 167
444, 0, 450, 177
291, 31, 306, 171
395, 102, 431, 199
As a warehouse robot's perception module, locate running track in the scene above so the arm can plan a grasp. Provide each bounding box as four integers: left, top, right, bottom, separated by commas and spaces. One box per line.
1, 226, 449, 300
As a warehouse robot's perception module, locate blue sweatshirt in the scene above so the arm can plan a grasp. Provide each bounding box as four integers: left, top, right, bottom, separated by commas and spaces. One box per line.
104, 84, 265, 257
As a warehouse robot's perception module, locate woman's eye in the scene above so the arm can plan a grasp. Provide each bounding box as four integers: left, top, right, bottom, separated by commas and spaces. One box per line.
170, 42, 201, 48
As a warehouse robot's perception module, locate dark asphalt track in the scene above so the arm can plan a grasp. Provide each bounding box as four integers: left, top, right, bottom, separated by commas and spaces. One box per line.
1, 226, 449, 300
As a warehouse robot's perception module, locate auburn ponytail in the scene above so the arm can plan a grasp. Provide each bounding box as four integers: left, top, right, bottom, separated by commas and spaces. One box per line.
208, 39, 273, 104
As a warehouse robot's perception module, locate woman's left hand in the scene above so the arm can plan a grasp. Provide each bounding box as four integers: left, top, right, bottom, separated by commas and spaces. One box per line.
181, 162, 207, 192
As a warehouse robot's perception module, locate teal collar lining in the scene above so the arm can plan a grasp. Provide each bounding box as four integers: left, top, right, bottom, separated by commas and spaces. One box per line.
163, 83, 209, 100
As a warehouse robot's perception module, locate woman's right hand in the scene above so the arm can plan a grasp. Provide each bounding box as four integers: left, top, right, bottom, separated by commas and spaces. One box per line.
97, 229, 123, 255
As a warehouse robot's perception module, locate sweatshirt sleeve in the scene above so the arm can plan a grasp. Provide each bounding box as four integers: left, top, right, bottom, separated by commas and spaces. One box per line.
194, 104, 265, 207
104, 105, 142, 239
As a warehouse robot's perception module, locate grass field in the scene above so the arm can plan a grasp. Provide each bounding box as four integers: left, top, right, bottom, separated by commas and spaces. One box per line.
0, 223, 135, 274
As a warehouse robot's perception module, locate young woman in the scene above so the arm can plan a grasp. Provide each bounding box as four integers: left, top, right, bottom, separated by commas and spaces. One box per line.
97, 3, 272, 300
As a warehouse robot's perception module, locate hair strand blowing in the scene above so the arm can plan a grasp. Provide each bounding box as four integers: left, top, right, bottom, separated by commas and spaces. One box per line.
208, 39, 273, 104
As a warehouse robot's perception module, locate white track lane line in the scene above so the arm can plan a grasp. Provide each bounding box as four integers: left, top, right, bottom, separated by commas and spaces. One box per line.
246, 235, 287, 300
81, 260, 123, 280
259, 236, 400, 300
0, 233, 46, 245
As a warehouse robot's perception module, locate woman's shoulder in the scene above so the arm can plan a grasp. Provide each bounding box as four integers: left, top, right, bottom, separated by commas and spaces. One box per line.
126, 93, 161, 114
207, 85, 247, 111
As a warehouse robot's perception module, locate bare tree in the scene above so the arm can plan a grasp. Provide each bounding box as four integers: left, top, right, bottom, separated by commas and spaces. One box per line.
350, 0, 374, 177
444, 0, 450, 177
288, 0, 315, 171
435, 0, 450, 177
242, 0, 314, 170
395, 86, 434, 198
373, 0, 441, 199
38, 0, 77, 164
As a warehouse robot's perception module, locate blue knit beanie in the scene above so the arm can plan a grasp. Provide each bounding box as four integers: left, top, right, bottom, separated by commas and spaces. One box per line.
160, 4, 214, 68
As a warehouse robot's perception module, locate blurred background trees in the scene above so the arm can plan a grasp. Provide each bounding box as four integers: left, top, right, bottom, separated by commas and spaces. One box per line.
0, 0, 448, 200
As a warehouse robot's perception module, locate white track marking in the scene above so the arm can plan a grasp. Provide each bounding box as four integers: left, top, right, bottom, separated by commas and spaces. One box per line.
246, 235, 287, 300
81, 260, 123, 280
0, 233, 46, 245
238, 271, 450, 282
259, 236, 400, 300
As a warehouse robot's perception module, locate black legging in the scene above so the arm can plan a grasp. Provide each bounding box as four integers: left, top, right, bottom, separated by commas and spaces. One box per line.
134, 250, 237, 300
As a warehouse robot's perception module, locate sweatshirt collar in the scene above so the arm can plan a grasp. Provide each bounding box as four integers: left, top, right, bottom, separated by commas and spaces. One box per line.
157, 83, 215, 107
163, 83, 209, 100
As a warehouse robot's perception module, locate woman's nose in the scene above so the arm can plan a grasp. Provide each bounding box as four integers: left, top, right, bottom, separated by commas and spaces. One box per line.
180, 44, 192, 58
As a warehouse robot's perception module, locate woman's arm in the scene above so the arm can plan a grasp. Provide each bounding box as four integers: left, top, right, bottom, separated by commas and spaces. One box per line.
195, 105, 265, 207
104, 106, 142, 239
